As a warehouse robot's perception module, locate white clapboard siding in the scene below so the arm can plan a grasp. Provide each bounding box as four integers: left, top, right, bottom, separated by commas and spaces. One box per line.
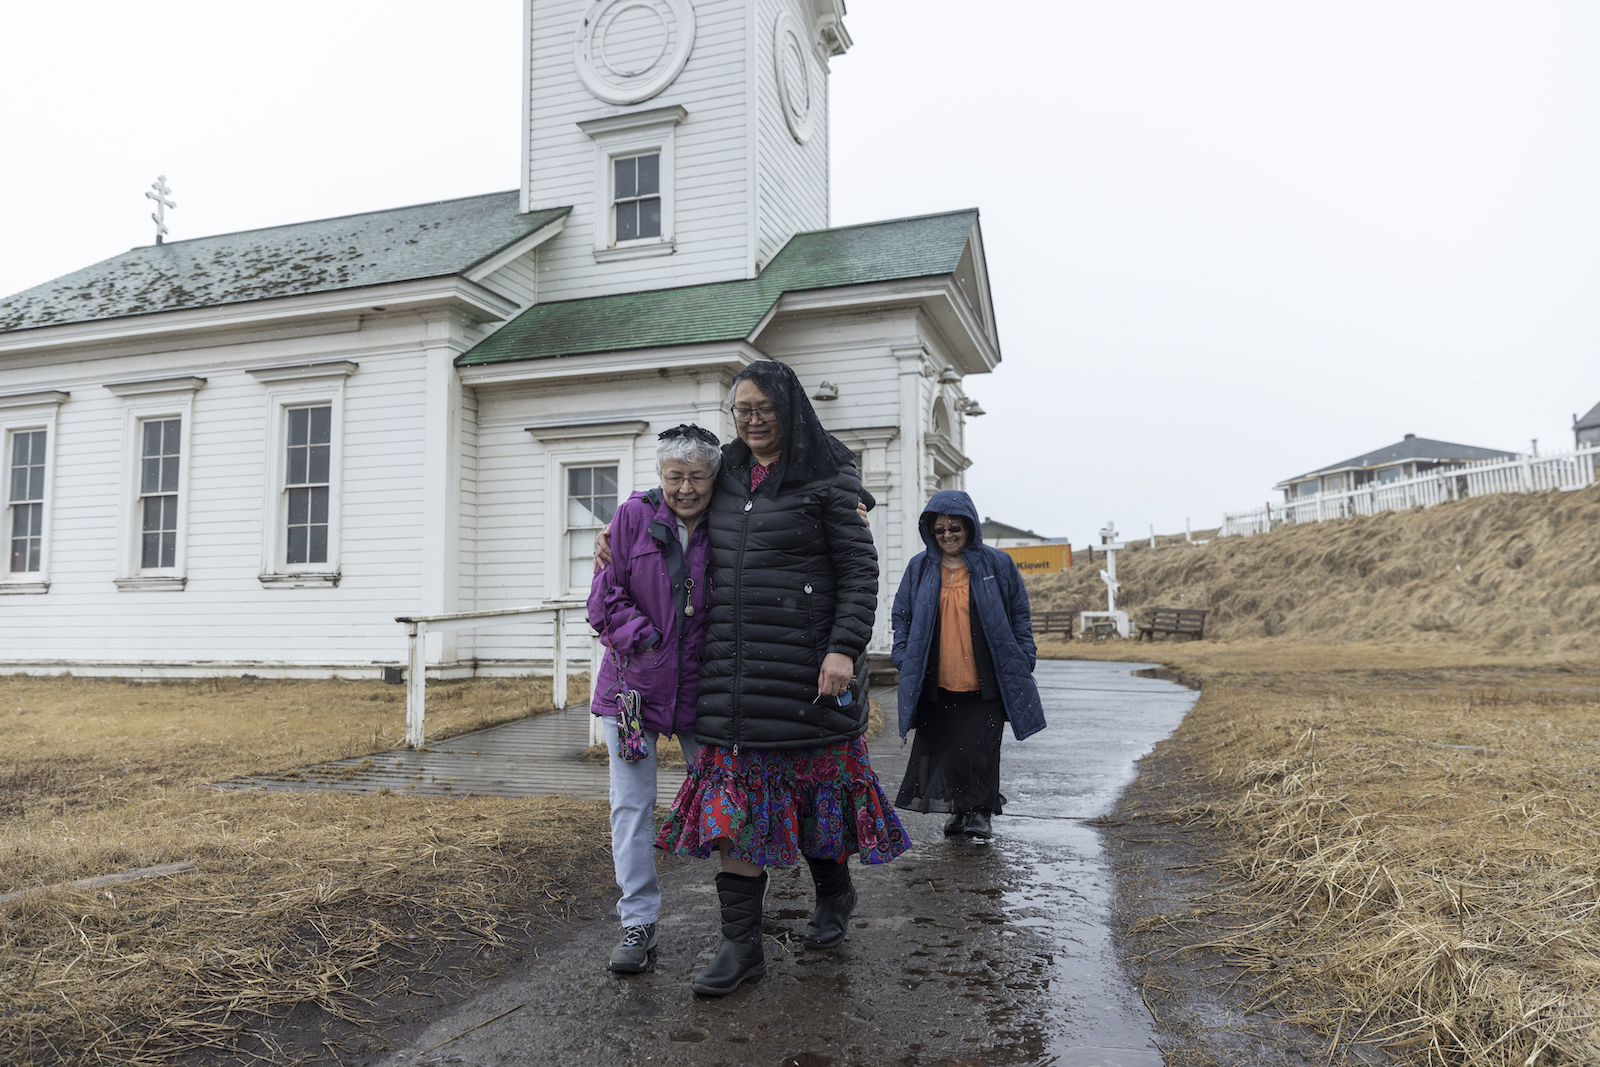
756, 0, 831, 268
0, 325, 449, 673
476, 247, 543, 308
456, 386, 482, 661
526, 0, 758, 302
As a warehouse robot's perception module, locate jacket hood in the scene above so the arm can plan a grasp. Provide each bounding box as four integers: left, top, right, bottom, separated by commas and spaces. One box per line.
919, 490, 985, 554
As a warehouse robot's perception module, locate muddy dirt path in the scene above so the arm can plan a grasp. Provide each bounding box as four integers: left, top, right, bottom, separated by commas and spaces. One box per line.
375, 661, 1197, 1067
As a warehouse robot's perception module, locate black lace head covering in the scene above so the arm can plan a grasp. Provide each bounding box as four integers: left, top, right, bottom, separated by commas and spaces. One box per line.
729, 358, 854, 483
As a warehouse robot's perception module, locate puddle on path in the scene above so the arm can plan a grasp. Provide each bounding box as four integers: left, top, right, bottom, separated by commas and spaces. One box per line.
880, 660, 1199, 1065
372, 659, 1199, 1066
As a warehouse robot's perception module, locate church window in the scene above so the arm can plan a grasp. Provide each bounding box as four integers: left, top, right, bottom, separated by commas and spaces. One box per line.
577, 104, 684, 260
8, 430, 46, 573
106, 376, 201, 590
245, 360, 353, 588
566, 464, 618, 591
613, 153, 662, 242
139, 418, 182, 569
285, 405, 332, 565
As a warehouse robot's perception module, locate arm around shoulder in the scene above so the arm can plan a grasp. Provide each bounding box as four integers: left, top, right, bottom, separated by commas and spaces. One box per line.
587, 501, 660, 655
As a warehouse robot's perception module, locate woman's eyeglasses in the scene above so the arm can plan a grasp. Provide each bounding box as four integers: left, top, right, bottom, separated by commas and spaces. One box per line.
662, 472, 712, 488
932, 525, 965, 537
731, 405, 778, 424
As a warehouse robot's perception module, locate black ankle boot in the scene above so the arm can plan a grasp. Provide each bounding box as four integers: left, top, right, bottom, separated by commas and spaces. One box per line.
802, 856, 857, 950
692, 871, 767, 996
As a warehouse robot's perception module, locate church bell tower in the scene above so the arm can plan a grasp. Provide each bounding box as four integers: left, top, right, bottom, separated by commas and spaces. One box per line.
520, 0, 850, 303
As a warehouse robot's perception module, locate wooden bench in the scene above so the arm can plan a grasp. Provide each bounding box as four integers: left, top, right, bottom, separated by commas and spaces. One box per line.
1035, 610, 1075, 639
1136, 608, 1208, 641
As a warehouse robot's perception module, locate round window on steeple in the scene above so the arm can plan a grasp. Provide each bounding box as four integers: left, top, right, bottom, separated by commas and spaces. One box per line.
773, 10, 817, 144
574, 0, 697, 106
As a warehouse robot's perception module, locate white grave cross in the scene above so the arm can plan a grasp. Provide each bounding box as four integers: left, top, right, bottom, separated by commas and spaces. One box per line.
1081, 521, 1132, 637
145, 175, 176, 245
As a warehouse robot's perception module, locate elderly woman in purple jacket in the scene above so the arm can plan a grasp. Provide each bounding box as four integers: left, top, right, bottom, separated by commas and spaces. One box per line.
586, 424, 720, 974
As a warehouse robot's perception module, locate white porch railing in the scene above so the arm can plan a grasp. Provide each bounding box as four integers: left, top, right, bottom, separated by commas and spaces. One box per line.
1223, 445, 1600, 537
395, 603, 601, 748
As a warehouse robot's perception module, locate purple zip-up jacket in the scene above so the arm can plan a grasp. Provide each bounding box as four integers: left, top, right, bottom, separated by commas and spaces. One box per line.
586, 488, 712, 737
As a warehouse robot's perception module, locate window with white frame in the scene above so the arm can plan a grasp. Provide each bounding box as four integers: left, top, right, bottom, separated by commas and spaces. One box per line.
284, 405, 332, 565
566, 464, 618, 592
138, 418, 182, 569
0, 391, 66, 593
107, 376, 202, 590
8, 430, 46, 573
612, 153, 661, 243
577, 105, 684, 259
246, 361, 354, 587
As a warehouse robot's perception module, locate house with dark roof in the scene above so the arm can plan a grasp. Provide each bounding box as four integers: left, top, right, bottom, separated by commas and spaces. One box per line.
0, 0, 999, 678
1276, 434, 1515, 502
980, 518, 1057, 548
1575, 401, 1600, 450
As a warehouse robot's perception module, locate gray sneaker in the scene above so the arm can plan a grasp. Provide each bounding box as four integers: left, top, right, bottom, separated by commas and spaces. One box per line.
608, 923, 658, 973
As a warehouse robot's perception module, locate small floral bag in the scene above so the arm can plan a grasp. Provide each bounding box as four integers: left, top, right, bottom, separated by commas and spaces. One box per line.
609, 653, 650, 763
596, 589, 650, 763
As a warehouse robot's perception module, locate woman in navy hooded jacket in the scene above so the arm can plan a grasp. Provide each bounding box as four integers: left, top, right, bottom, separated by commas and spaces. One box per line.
891, 490, 1045, 839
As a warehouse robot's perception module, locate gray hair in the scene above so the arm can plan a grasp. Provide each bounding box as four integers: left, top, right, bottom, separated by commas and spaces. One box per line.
657, 433, 722, 473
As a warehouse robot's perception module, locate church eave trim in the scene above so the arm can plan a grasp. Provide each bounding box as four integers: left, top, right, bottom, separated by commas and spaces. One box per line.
462, 211, 570, 282
0, 276, 519, 357
457, 341, 762, 386
759, 276, 1000, 375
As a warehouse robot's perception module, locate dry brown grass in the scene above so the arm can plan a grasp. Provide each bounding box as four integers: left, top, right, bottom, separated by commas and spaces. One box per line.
0, 673, 588, 819
1051, 634, 1600, 1063
1033, 487, 1600, 1060
0, 674, 607, 1066
1030, 485, 1600, 652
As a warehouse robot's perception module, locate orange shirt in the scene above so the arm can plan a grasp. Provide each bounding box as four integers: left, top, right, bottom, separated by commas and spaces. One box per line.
937, 563, 981, 692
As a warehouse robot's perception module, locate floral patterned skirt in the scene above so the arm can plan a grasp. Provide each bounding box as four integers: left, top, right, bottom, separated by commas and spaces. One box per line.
656, 737, 912, 867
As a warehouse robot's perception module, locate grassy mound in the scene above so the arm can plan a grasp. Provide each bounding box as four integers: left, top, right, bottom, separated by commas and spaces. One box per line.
1028, 485, 1600, 651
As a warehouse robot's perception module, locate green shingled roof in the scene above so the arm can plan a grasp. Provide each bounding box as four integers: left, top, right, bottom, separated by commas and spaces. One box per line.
457, 208, 979, 367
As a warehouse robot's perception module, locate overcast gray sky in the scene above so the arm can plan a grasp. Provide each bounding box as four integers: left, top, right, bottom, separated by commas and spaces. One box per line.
4, 2, 1597, 546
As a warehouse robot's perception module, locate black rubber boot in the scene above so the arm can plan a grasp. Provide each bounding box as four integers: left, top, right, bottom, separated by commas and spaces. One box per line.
691, 871, 767, 997
943, 812, 969, 836
802, 856, 858, 950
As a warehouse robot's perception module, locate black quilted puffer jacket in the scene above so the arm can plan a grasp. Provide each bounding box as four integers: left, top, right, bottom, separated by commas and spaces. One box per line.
693, 449, 879, 751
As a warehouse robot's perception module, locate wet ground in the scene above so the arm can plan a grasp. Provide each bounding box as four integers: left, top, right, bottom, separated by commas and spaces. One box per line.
368, 660, 1199, 1067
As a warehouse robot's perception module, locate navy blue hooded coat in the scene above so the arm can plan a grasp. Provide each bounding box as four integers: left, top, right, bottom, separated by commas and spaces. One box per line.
890, 490, 1046, 741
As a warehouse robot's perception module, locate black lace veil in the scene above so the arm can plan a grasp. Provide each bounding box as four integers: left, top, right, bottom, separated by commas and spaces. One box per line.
729, 359, 856, 484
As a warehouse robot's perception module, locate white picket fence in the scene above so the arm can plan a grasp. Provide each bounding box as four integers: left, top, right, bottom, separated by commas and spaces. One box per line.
1222, 445, 1600, 537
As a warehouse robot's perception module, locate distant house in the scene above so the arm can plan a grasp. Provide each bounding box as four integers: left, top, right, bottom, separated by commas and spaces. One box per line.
981, 517, 1054, 548
1277, 434, 1514, 503
1575, 402, 1600, 450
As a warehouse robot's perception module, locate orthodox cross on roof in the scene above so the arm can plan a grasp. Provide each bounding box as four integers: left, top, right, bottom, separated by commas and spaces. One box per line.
145, 175, 176, 245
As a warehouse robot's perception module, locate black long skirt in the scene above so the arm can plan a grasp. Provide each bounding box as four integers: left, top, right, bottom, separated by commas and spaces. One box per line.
895, 688, 1007, 816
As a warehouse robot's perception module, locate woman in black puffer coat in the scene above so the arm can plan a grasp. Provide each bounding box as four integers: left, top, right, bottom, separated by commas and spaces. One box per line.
656, 359, 910, 997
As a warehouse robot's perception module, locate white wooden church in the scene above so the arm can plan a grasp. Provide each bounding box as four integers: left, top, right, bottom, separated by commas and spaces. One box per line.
0, 0, 1000, 680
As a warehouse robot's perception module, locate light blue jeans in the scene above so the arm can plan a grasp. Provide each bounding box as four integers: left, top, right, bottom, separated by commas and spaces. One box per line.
604, 716, 699, 927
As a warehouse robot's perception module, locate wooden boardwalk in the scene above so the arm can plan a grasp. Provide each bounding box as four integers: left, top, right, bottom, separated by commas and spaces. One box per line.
220, 705, 689, 804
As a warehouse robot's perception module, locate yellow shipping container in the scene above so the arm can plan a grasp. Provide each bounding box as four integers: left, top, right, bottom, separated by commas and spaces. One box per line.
1000, 543, 1073, 574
